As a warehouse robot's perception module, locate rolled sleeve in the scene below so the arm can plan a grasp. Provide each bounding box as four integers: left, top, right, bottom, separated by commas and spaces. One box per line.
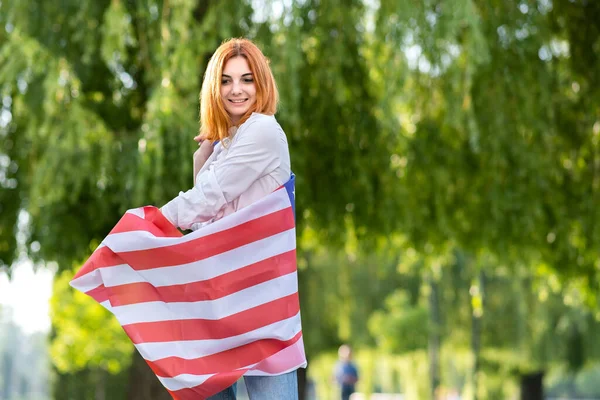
161, 167, 228, 230
160, 115, 282, 230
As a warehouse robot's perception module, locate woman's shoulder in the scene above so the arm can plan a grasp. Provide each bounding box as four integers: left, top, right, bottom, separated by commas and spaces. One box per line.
243, 112, 280, 129
237, 113, 285, 141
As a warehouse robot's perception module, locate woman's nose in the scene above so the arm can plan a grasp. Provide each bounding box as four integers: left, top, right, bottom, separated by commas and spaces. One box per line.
231, 81, 242, 94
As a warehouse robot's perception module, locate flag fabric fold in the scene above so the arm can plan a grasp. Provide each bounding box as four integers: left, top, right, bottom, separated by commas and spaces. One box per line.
70, 175, 306, 399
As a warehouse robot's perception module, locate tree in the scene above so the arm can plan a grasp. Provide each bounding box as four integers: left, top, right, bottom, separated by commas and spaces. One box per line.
2, 0, 599, 398
374, 0, 600, 281
372, 0, 600, 395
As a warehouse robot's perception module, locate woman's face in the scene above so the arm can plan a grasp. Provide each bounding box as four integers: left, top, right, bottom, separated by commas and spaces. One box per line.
220, 56, 256, 124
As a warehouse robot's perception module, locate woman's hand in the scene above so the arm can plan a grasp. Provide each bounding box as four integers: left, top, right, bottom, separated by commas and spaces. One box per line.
193, 135, 214, 185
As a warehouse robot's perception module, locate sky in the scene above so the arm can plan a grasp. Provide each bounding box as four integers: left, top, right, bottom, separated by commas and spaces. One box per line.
0, 260, 54, 334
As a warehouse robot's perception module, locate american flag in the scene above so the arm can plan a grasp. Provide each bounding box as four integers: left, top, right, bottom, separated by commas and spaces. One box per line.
70, 175, 306, 399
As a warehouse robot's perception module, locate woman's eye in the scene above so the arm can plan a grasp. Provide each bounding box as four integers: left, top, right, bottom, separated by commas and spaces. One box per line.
244, 78, 254, 83
221, 79, 230, 84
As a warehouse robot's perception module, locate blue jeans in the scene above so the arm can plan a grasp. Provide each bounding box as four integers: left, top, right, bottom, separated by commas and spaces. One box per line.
207, 370, 298, 400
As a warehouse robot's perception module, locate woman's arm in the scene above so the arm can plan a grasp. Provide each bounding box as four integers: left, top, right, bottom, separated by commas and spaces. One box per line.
193, 140, 214, 185
161, 116, 284, 229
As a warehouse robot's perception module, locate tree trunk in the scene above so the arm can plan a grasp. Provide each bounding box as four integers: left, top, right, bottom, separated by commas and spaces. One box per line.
297, 366, 307, 400
95, 369, 106, 400
471, 270, 485, 400
428, 275, 441, 400
520, 372, 544, 400
126, 351, 172, 400
2, 352, 13, 399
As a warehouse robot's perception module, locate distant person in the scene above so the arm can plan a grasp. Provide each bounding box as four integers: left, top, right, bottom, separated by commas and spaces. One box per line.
334, 344, 359, 400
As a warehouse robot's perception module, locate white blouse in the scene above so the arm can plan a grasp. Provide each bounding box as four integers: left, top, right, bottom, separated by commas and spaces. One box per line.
161, 113, 291, 230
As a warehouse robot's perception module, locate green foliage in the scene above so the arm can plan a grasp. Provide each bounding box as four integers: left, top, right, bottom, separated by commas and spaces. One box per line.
297, 233, 406, 354
0, 0, 399, 271
374, 0, 600, 284
0, 0, 597, 281
369, 291, 429, 353
1, 0, 600, 398
269, 0, 401, 241
50, 267, 133, 374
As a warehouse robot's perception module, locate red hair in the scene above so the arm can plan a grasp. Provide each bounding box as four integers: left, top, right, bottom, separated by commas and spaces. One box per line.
199, 38, 279, 141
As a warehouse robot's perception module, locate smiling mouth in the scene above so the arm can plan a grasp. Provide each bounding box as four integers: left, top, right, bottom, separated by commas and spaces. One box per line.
229, 99, 248, 104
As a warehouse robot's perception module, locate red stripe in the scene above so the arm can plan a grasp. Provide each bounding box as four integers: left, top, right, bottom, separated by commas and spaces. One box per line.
109, 210, 181, 238
104, 250, 296, 306
167, 334, 304, 399
144, 206, 183, 237
73, 208, 181, 281
86, 284, 109, 304
115, 208, 294, 271
123, 293, 300, 344
72, 246, 124, 280
167, 370, 247, 400
147, 331, 303, 378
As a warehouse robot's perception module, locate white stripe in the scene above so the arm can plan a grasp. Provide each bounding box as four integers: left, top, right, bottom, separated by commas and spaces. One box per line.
246, 335, 307, 375
156, 340, 306, 391
71, 188, 291, 292
70, 190, 293, 292
106, 189, 291, 252
245, 364, 307, 377
113, 272, 298, 325
157, 361, 266, 392
70, 270, 103, 293
79, 229, 296, 292
95, 228, 295, 289
70, 228, 295, 291
135, 313, 302, 361
99, 300, 111, 310
157, 361, 307, 392
126, 208, 145, 219
157, 372, 215, 392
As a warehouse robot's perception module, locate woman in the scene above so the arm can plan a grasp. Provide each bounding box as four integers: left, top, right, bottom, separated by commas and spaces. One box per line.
160, 39, 298, 399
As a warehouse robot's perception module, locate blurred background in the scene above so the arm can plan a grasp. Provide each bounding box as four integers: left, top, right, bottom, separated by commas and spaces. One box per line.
1, 0, 599, 399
